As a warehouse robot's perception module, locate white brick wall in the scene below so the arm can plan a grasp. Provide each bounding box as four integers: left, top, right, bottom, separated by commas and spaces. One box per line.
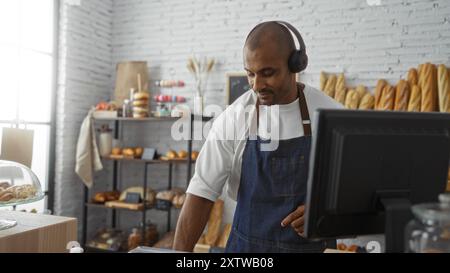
55, 0, 113, 238
56, 0, 450, 240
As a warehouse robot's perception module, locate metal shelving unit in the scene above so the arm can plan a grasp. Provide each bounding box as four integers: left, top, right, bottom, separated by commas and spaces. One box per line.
81, 114, 212, 251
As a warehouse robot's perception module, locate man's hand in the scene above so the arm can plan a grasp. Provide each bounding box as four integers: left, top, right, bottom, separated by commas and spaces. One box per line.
281, 205, 305, 237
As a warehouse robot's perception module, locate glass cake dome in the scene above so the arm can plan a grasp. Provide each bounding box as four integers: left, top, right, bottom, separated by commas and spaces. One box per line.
0, 160, 45, 230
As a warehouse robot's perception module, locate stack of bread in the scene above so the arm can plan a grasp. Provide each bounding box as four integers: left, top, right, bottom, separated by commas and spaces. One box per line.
319, 62, 450, 113
132, 91, 150, 118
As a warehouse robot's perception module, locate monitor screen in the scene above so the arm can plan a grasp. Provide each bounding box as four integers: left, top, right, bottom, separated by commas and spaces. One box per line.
304, 110, 450, 252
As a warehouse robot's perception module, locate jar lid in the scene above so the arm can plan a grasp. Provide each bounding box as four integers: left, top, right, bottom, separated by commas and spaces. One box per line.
412, 194, 450, 223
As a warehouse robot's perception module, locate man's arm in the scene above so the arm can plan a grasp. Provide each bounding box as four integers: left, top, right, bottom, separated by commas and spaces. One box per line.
173, 193, 214, 252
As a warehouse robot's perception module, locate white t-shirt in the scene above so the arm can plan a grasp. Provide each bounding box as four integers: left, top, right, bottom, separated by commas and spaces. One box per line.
187, 84, 344, 202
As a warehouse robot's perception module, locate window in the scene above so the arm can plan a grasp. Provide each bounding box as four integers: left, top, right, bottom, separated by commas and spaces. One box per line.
0, 0, 57, 212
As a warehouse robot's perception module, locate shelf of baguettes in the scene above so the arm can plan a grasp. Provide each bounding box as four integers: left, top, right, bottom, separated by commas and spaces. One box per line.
101, 155, 196, 164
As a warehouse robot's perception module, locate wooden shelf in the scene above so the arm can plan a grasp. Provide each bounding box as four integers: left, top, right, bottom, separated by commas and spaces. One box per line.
93, 115, 213, 122
85, 202, 179, 212
101, 156, 196, 164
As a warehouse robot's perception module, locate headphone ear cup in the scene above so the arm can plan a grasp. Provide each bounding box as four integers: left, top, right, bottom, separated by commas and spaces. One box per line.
298, 51, 308, 72
288, 50, 303, 73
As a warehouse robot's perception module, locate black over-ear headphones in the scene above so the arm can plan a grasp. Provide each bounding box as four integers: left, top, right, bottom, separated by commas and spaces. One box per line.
245, 21, 308, 73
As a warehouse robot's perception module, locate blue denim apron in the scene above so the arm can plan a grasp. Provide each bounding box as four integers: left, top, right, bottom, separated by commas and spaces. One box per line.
225, 85, 335, 253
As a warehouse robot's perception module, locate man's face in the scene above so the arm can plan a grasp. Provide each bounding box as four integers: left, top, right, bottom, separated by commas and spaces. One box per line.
244, 42, 294, 106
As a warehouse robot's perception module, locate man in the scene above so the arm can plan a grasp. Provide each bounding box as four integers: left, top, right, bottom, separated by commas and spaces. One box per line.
174, 21, 343, 253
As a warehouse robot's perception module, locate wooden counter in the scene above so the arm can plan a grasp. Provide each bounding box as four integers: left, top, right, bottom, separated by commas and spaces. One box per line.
0, 211, 77, 253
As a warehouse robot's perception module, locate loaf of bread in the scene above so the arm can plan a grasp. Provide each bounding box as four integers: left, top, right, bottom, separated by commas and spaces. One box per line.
334, 87, 347, 105
216, 224, 232, 248
394, 80, 411, 111
374, 79, 388, 110
420, 63, 438, 112
407, 85, 421, 112
320, 71, 327, 91
204, 199, 224, 246
356, 85, 367, 98
344, 89, 360, 109
359, 93, 375, 110
335, 74, 346, 94
437, 64, 450, 113
380, 85, 395, 111
324, 74, 337, 98
418, 64, 425, 88
407, 68, 418, 86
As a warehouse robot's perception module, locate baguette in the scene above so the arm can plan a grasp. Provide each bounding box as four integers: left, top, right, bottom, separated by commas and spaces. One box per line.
356, 85, 367, 98
374, 79, 387, 109
407, 85, 421, 112
359, 93, 375, 110
335, 74, 346, 94
344, 89, 360, 109
418, 64, 425, 88
437, 64, 450, 112
407, 68, 418, 86
204, 199, 224, 246
420, 63, 438, 112
335, 87, 347, 105
394, 80, 411, 111
320, 71, 327, 91
380, 85, 395, 111
324, 74, 337, 98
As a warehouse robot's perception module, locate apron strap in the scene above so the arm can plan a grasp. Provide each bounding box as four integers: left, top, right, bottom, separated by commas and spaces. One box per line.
255, 83, 311, 136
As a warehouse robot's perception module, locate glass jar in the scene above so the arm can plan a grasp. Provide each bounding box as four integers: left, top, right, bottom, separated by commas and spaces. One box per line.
98, 125, 112, 157
405, 193, 450, 253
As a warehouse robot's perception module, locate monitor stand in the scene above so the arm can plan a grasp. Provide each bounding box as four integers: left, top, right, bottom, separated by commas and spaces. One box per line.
380, 198, 413, 253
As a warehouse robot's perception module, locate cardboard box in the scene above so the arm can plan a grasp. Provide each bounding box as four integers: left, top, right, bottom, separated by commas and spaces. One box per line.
0, 211, 77, 253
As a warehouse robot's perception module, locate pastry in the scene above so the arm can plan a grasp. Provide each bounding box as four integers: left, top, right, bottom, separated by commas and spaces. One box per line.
122, 148, 135, 158
111, 147, 122, 156
93, 192, 107, 203
344, 89, 360, 109
324, 74, 337, 98
177, 150, 188, 159
380, 85, 395, 111
335, 74, 346, 95
394, 80, 410, 111
0, 190, 14, 202
156, 190, 175, 202
191, 151, 199, 161
374, 79, 387, 109
133, 92, 150, 101
166, 150, 177, 159
132, 100, 148, 107
172, 193, 186, 209
359, 93, 375, 110
320, 71, 327, 91
420, 63, 438, 112
0, 182, 11, 190
407, 68, 418, 86
437, 64, 450, 112
334, 87, 347, 105
134, 147, 144, 158
407, 85, 421, 112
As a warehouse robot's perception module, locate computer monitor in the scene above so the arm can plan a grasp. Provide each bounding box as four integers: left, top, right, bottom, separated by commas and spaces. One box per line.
304, 109, 450, 253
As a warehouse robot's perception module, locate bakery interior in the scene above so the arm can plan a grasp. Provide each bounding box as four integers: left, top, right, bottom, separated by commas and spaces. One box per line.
0, 0, 450, 254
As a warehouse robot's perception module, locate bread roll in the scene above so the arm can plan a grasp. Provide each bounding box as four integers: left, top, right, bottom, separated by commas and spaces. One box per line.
334, 87, 347, 105
437, 64, 450, 112
407, 68, 418, 86
394, 80, 410, 111
420, 63, 438, 112
380, 85, 395, 111
344, 89, 360, 109
407, 85, 421, 112
374, 79, 388, 109
356, 85, 367, 98
132, 100, 148, 107
335, 74, 346, 94
359, 93, 375, 110
205, 199, 224, 246
320, 71, 327, 91
324, 74, 337, 98
133, 92, 150, 100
